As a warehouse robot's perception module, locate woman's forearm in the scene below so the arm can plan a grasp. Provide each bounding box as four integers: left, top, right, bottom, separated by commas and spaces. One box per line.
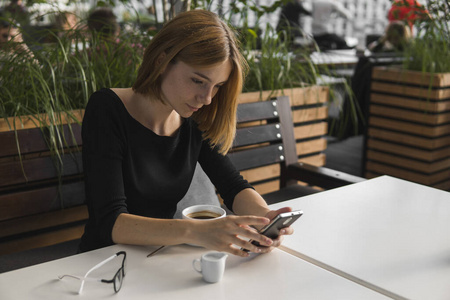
111, 210, 273, 256
111, 213, 194, 246
232, 188, 271, 217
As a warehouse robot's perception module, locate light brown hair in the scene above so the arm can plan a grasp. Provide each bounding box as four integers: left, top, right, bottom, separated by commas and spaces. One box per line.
133, 10, 248, 154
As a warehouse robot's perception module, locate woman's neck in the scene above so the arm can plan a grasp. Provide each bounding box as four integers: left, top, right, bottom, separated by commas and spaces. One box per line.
113, 88, 182, 137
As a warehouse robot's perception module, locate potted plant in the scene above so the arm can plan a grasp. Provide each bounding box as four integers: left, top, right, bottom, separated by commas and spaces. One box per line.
365, 0, 450, 190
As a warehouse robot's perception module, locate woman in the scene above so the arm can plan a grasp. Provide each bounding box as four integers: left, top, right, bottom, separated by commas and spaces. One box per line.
79, 10, 293, 257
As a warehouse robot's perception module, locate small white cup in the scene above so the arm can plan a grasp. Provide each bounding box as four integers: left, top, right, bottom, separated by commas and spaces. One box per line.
193, 252, 228, 283
182, 205, 226, 220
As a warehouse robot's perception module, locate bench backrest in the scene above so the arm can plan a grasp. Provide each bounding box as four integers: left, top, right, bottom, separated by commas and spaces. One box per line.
228, 96, 297, 189
0, 123, 86, 255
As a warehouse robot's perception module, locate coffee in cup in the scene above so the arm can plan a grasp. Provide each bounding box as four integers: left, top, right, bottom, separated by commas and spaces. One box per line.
186, 210, 222, 219
182, 205, 226, 221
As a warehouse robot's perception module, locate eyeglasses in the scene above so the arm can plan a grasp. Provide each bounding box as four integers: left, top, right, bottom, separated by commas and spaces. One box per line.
58, 251, 126, 294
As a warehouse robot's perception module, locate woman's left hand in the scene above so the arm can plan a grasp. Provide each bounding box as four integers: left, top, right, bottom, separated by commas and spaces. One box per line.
258, 206, 294, 253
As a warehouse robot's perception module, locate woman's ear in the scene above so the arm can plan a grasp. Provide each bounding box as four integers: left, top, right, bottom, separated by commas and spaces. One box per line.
156, 52, 167, 74
156, 52, 166, 67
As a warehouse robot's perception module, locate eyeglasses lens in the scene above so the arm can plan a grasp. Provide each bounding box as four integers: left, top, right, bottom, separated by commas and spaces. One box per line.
114, 268, 123, 293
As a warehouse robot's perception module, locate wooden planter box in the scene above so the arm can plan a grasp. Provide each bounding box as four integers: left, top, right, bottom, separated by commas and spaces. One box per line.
238, 86, 329, 195
365, 66, 450, 191
0, 111, 86, 255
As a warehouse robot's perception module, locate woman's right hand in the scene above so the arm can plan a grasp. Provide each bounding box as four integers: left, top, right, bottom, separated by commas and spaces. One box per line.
188, 215, 274, 257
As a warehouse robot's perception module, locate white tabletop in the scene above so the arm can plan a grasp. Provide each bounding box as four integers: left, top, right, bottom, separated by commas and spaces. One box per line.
310, 49, 359, 65
270, 175, 450, 300
0, 244, 389, 300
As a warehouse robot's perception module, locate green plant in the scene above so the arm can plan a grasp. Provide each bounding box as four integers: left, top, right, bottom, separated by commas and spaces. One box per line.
241, 24, 318, 93
222, 0, 319, 93
402, 0, 450, 73
0, 21, 148, 119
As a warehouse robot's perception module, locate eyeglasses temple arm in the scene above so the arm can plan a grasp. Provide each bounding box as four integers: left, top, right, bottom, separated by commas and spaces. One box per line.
78, 253, 118, 294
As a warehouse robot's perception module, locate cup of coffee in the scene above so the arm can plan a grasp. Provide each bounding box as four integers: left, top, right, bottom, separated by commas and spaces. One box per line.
193, 252, 228, 283
182, 205, 226, 220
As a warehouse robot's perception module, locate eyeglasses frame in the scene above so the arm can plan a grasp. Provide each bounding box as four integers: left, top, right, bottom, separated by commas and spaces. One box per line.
58, 251, 127, 294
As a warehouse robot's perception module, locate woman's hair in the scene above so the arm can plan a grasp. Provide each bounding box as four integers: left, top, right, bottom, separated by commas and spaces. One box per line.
133, 10, 248, 154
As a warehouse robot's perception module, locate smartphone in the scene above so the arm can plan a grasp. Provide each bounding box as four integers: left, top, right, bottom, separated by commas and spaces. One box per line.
244, 210, 303, 250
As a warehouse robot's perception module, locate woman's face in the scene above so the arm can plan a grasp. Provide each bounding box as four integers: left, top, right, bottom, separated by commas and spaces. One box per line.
159, 58, 232, 118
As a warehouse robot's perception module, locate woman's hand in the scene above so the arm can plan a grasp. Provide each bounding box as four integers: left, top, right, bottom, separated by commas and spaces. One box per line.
189, 215, 275, 257
261, 207, 294, 252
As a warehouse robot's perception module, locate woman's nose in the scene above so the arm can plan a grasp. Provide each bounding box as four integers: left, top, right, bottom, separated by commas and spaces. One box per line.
198, 88, 213, 105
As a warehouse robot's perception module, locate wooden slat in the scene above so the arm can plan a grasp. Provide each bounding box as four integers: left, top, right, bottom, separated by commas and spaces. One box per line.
0, 205, 88, 239
289, 86, 329, 106
369, 116, 450, 137
371, 82, 450, 100
252, 180, 280, 195
434, 180, 450, 191
0, 181, 85, 222
372, 66, 450, 87
370, 105, 450, 125
228, 143, 284, 171
367, 139, 449, 162
0, 225, 85, 255
294, 122, 328, 139
234, 124, 281, 148
0, 110, 84, 132
292, 106, 328, 123
370, 93, 450, 112
0, 123, 82, 157
238, 86, 329, 106
299, 153, 326, 167
365, 171, 450, 191
365, 161, 450, 185
367, 128, 450, 149
240, 164, 280, 184
296, 138, 327, 156
237, 100, 278, 123
366, 150, 450, 173
0, 152, 83, 188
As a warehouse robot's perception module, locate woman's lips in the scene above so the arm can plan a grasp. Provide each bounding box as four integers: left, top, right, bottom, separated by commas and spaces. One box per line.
187, 104, 201, 112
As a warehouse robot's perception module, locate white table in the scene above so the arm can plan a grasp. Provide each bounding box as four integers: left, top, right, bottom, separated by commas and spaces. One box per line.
310, 49, 359, 66
0, 244, 389, 299
270, 175, 450, 300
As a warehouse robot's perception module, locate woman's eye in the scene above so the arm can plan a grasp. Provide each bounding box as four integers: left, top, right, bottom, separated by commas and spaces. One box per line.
192, 78, 203, 85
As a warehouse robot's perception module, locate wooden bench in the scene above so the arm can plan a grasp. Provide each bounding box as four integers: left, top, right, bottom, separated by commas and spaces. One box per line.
229, 96, 365, 204
0, 122, 87, 257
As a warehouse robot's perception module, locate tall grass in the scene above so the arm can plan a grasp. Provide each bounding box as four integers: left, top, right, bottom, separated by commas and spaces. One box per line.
242, 24, 318, 94
0, 26, 148, 120
402, 0, 450, 73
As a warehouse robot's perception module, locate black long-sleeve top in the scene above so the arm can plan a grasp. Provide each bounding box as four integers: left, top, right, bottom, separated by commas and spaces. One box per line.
79, 88, 251, 252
